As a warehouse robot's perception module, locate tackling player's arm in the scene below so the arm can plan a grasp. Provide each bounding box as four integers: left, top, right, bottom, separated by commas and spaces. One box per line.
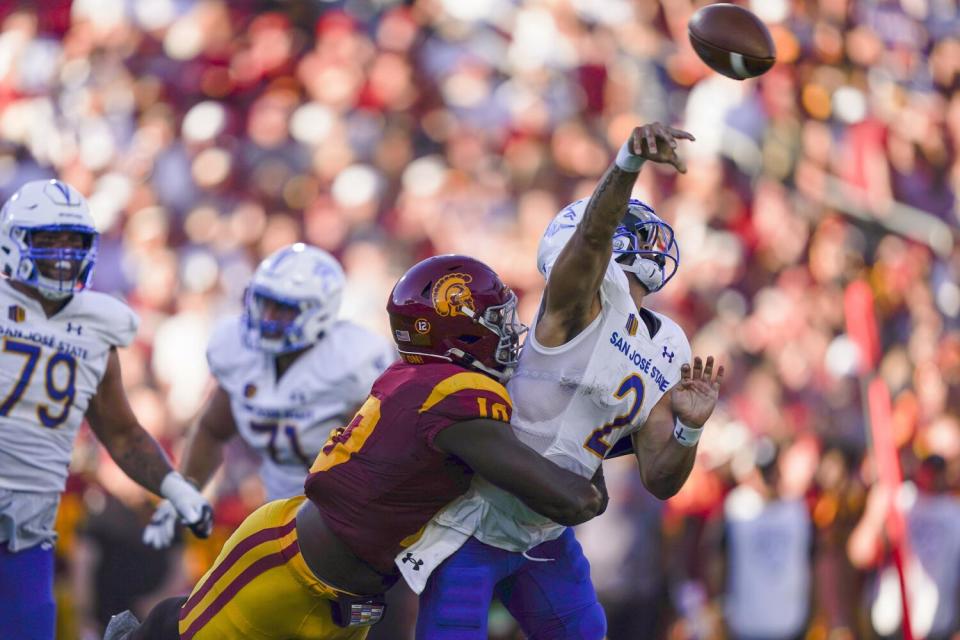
86, 348, 213, 537
435, 418, 603, 526
631, 356, 723, 500
180, 385, 238, 488
536, 123, 693, 348
590, 465, 610, 516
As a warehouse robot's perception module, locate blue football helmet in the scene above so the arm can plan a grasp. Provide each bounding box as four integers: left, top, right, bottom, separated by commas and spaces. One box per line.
611, 199, 679, 292
0, 180, 98, 300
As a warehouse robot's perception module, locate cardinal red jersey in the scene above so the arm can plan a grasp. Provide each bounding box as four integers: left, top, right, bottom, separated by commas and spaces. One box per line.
303, 361, 513, 573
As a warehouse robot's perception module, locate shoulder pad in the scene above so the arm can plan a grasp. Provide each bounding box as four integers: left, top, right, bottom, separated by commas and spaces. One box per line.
72, 291, 140, 347
206, 315, 249, 383
418, 370, 513, 423
650, 311, 692, 366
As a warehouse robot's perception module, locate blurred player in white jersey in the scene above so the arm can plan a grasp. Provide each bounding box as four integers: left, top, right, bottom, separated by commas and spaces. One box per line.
715, 439, 813, 640
0, 180, 212, 640
407, 123, 724, 639
141, 243, 395, 549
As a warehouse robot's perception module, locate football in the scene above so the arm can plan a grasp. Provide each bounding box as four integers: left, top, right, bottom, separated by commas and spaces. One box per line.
688, 3, 776, 80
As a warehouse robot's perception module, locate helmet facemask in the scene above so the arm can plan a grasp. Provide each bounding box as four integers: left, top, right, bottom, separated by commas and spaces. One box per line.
243, 286, 330, 354
612, 201, 679, 293
455, 291, 528, 380
11, 225, 98, 300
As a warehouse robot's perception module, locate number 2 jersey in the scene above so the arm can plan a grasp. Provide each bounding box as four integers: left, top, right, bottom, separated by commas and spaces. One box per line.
0, 279, 139, 494
206, 316, 396, 502
304, 361, 514, 574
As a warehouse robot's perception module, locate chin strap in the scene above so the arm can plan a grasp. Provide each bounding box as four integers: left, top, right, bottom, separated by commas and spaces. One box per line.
396, 348, 453, 364
446, 348, 511, 382
618, 256, 664, 292
395, 347, 511, 382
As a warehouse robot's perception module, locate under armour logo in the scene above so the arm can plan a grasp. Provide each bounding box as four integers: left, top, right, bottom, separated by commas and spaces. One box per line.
662, 346, 674, 363
402, 552, 423, 571
66, 322, 82, 336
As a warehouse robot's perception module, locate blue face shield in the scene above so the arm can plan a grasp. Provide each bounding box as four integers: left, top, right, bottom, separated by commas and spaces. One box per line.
611, 200, 679, 293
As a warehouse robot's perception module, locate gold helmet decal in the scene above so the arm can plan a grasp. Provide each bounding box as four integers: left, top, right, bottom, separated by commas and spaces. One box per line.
432, 273, 475, 317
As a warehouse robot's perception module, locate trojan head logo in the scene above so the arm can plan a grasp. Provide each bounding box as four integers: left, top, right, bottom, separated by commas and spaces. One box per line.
432, 273, 474, 317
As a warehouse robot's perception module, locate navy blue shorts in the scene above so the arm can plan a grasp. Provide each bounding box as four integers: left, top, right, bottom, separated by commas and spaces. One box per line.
416, 528, 606, 639
0, 542, 55, 640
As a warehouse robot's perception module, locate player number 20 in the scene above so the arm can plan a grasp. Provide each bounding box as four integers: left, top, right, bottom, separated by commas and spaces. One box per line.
0, 338, 77, 429
583, 374, 645, 458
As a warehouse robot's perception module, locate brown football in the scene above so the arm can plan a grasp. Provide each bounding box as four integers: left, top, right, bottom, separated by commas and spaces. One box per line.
688, 3, 776, 80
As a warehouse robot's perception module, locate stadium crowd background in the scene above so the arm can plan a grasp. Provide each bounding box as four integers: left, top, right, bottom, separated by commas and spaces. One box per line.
0, 0, 957, 638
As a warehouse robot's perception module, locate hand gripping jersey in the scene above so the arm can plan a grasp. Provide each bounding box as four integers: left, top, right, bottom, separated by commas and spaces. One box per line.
304, 361, 514, 574
206, 316, 395, 501
0, 280, 139, 494
397, 203, 691, 591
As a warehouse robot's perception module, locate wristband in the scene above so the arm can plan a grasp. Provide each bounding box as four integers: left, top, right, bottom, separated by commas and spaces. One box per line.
160, 471, 199, 503
614, 139, 646, 172
672, 418, 702, 447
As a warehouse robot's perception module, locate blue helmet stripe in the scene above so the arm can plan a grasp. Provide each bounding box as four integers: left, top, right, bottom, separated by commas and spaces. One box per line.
51, 180, 73, 205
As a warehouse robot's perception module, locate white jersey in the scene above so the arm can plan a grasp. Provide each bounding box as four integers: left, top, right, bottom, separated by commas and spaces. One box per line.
723, 487, 812, 639
397, 202, 690, 590
207, 316, 395, 501
0, 279, 139, 494
871, 488, 960, 638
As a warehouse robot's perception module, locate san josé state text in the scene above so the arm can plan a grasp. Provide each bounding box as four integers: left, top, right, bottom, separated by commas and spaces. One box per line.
609, 331, 672, 392
0, 324, 90, 360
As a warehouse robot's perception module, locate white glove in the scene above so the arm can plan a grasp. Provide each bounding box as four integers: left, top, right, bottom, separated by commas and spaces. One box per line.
160, 471, 214, 539
142, 499, 178, 549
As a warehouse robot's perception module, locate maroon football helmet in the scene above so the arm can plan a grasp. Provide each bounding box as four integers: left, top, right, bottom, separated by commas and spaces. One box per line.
387, 255, 526, 381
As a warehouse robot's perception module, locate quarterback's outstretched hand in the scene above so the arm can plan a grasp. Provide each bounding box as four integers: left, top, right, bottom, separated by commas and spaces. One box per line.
628, 122, 695, 173
670, 356, 724, 428
143, 499, 178, 549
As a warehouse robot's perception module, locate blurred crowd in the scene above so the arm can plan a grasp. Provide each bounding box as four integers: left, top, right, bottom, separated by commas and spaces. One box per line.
0, 0, 957, 638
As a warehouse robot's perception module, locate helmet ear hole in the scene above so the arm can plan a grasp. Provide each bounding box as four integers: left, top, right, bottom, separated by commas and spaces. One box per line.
458, 335, 481, 344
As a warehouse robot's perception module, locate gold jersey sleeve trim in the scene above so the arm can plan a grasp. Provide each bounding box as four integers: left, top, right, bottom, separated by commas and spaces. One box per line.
418, 371, 512, 414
